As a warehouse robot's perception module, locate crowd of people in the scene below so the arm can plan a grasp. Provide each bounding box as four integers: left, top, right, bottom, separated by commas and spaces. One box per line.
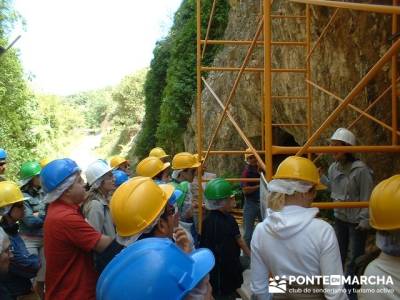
0, 127, 398, 300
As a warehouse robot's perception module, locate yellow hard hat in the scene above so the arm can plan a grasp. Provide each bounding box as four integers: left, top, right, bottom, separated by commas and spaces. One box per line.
273, 156, 326, 190
370, 175, 400, 230
0, 181, 25, 209
149, 147, 169, 159
172, 152, 201, 170
110, 156, 128, 169
244, 147, 256, 161
136, 157, 170, 178
110, 177, 174, 237
39, 158, 52, 168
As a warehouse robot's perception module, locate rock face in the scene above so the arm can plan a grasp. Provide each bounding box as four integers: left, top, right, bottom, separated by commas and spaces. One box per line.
185, 0, 400, 181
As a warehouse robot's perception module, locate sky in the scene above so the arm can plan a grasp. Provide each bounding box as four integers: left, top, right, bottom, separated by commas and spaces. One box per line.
11, 0, 182, 95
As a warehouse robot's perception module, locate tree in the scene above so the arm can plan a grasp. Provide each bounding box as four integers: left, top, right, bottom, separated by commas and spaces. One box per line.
66, 88, 114, 129
0, 0, 40, 178
134, 39, 171, 158
33, 94, 85, 157
0, 0, 86, 179
135, 0, 230, 157
111, 69, 146, 127
96, 69, 147, 159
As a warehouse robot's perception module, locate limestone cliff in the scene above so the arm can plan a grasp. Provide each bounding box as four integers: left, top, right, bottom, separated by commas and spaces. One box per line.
185, 0, 400, 181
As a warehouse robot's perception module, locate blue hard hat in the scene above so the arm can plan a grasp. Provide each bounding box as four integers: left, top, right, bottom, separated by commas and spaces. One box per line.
40, 158, 80, 193
153, 179, 182, 205
0, 149, 7, 161
112, 170, 129, 187
168, 189, 183, 206
97, 237, 215, 300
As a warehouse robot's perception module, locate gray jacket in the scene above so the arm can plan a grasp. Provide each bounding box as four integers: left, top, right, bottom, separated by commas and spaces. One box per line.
322, 160, 374, 224
82, 190, 116, 238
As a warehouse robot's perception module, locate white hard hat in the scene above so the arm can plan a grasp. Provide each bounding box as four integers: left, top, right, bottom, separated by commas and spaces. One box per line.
85, 159, 112, 186
330, 128, 356, 146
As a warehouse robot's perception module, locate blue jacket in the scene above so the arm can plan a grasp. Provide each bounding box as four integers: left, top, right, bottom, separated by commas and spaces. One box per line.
19, 189, 46, 237
0, 221, 39, 297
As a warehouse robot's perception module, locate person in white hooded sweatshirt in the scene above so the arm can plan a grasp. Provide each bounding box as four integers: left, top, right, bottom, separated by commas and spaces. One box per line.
251, 156, 348, 300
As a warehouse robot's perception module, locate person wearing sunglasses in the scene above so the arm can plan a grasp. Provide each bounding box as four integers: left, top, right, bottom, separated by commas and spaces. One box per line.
111, 177, 192, 253
0, 181, 40, 299
138, 191, 192, 253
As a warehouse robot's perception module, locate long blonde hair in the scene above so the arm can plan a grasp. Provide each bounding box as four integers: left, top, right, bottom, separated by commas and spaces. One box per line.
267, 192, 286, 211
267, 189, 317, 212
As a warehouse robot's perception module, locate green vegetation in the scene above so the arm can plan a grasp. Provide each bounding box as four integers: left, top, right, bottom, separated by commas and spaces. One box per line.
1, 2, 46, 177
33, 94, 85, 158
0, 48, 37, 178
67, 88, 114, 130
134, 0, 230, 158
1, 0, 228, 179
0, 0, 85, 179
96, 69, 147, 159
0, 53, 86, 179
134, 40, 171, 158
1, 1, 35, 179
63, 69, 147, 161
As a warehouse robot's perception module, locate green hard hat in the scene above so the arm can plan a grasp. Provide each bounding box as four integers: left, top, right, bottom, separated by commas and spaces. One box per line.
205, 178, 234, 201
20, 161, 41, 182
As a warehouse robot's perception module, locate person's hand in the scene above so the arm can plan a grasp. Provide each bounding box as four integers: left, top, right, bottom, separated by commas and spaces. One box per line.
355, 219, 371, 231
33, 212, 39, 217
184, 275, 213, 300
174, 227, 191, 253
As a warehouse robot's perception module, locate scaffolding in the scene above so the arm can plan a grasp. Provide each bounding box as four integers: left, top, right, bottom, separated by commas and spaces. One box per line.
196, 0, 400, 228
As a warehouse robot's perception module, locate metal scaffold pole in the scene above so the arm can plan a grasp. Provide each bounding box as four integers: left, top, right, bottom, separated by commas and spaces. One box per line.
264, 0, 273, 180
392, 0, 399, 145
196, 0, 204, 233
196, 1, 400, 215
